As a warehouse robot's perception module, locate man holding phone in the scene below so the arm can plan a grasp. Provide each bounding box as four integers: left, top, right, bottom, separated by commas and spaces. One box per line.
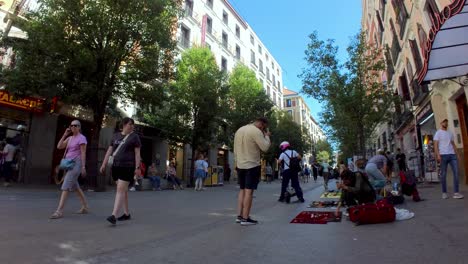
234, 117, 271, 226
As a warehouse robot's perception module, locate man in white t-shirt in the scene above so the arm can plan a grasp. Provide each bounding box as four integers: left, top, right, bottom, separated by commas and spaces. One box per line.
2, 138, 17, 187
277, 141, 304, 203
434, 119, 463, 199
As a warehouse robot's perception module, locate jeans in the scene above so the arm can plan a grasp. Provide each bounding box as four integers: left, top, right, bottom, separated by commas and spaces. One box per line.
365, 163, 386, 190
279, 169, 303, 200
149, 176, 161, 189
440, 154, 459, 193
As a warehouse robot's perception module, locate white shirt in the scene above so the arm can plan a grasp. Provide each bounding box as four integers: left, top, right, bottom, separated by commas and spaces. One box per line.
434, 129, 455, 155
2, 144, 16, 162
279, 150, 299, 170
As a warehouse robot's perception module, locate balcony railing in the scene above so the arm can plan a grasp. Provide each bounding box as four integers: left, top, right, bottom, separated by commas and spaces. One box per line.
393, 105, 413, 131
390, 37, 401, 65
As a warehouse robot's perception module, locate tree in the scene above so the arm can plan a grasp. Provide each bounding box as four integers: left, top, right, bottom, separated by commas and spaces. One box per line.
300, 31, 395, 158
315, 139, 333, 159
1, 0, 179, 189
144, 47, 228, 186
316, 151, 330, 163
224, 64, 274, 147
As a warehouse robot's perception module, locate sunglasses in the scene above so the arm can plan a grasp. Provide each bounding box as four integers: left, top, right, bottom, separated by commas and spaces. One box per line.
70, 124, 80, 127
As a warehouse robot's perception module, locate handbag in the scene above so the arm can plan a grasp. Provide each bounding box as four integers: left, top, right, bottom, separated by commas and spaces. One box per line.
107, 133, 131, 167
59, 138, 75, 170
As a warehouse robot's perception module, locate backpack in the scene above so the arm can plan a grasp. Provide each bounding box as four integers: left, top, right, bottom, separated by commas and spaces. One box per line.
283, 150, 301, 173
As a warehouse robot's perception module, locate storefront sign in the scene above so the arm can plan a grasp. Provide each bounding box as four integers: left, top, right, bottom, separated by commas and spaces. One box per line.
0, 90, 45, 112
418, 0, 466, 84
417, 103, 433, 124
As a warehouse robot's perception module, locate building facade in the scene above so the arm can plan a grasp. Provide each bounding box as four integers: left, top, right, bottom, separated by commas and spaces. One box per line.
362, 0, 468, 183
282, 87, 326, 164
178, 0, 284, 108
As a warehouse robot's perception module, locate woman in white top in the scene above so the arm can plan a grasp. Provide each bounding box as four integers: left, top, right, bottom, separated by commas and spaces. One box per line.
2, 138, 16, 187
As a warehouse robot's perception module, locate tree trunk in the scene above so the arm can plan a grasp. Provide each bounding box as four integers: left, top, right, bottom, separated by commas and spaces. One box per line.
88, 111, 105, 191
188, 147, 196, 188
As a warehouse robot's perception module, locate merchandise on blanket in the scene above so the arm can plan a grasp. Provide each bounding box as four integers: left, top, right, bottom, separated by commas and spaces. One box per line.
320, 191, 341, 199
348, 199, 396, 225
308, 201, 339, 208
290, 211, 342, 224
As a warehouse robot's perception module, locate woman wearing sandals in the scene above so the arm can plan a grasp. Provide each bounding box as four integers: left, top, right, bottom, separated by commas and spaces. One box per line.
100, 117, 141, 225
50, 120, 89, 219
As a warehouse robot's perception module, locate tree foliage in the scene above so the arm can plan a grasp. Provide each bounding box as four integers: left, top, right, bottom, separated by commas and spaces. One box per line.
315, 139, 333, 159
224, 64, 274, 147
1, 0, 180, 189
300, 31, 396, 158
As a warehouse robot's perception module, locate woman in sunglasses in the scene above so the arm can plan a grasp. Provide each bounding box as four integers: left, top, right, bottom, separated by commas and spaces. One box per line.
50, 120, 88, 219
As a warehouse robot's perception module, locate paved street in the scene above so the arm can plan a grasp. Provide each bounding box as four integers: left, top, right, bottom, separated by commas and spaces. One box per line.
1, 179, 468, 264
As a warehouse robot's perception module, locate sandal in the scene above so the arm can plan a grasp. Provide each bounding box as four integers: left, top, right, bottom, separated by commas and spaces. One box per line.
50, 211, 63, 219
76, 207, 89, 214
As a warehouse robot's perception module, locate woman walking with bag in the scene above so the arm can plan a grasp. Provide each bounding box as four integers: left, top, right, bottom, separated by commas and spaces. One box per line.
50, 120, 88, 219
100, 117, 141, 225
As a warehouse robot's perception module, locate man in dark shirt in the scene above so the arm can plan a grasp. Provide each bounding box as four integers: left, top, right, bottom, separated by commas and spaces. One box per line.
395, 148, 407, 172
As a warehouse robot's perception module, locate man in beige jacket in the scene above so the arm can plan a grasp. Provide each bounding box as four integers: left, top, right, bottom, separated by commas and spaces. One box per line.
234, 117, 271, 226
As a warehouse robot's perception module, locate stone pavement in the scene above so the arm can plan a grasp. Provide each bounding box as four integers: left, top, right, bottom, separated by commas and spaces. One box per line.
1, 178, 467, 264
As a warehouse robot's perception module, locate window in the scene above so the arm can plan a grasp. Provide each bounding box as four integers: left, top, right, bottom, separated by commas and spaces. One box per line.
272, 62, 274, 70
206, 43, 211, 50
277, 81, 281, 89
235, 25, 240, 38
417, 24, 427, 52
409, 39, 422, 72
424, 0, 440, 26
266, 54, 269, 61
399, 71, 410, 101
221, 57, 227, 72
250, 50, 256, 65
235, 45, 241, 59
287, 110, 293, 116
259, 59, 263, 73
250, 34, 254, 45
222, 31, 228, 49
223, 10, 228, 25
272, 75, 276, 86
392, 0, 408, 39
273, 92, 277, 104
292, 100, 296, 107
180, 25, 190, 48
258, 45, 262, 54
266, 68, 270, 81
267, 86, 271, 96
206, 16, 213, 34
286, 99, 292, 107
184, 0, 193, 17
206, 0, 213, 9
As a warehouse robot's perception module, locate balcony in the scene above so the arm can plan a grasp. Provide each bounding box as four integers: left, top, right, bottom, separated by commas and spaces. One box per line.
393, 104, 413, 132
390, 37, 401, 65
411, 80, 429, 106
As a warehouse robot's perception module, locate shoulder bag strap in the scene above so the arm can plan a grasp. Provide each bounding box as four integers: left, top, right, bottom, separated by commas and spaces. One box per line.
283, 151, 291, 167
62, 136, 71, 159
112, 133, 131, 157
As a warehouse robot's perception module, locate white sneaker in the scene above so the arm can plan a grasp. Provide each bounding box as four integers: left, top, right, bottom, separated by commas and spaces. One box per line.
129, 187, 136, 192
453, 193, 464, 199
442, 193, 449, 199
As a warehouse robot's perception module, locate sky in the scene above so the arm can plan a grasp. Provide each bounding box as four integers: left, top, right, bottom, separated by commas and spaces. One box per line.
228, 0, 363, 121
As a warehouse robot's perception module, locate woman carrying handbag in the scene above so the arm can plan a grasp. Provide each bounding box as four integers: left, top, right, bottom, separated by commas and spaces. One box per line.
50, 120, 88, 219
100, 117, 141, 225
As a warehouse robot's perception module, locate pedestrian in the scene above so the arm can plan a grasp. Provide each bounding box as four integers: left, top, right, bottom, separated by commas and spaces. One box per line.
364, 149, 388, 192
385, 151, 395, 178
338, 160, 346, 176
130, 159, 146, 191
50, 120, 89, 219
303, 164, 310, 182
148, 162, 162, 191
312, 160, 319, 182
395, 148, 407, 172
320, 160, 331, 191
225, 164, 231, 183
265, 163, 273, 183
166, 162, 184, 190
348, 158, 355, 172
434, 119, 463, 199
277, 141, 304, 203
194, 153, 208, 191
100, 117, 142, 225
1, 138, 16, 187
234, 117, 271, 225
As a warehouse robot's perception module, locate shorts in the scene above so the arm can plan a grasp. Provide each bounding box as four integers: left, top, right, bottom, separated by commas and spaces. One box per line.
237, 166, 261, 190
112, 166, 135, 184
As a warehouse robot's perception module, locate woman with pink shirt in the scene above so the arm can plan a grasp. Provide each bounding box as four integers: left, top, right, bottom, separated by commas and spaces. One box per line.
50, 120, 88, 219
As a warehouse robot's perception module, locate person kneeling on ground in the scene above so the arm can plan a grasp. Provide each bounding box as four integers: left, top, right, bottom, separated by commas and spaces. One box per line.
335, 164, 376, 216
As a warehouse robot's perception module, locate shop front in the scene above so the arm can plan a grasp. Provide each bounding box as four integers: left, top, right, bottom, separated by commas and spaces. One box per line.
416, 102, 439, 182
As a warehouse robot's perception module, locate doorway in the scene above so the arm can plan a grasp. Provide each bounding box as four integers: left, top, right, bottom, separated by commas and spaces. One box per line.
455, 94, 468, 184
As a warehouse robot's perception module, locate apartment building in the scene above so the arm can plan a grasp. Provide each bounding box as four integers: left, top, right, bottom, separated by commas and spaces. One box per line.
283, 87, 326, 163
362, 0, 468, 182
177, 0, 284, 108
